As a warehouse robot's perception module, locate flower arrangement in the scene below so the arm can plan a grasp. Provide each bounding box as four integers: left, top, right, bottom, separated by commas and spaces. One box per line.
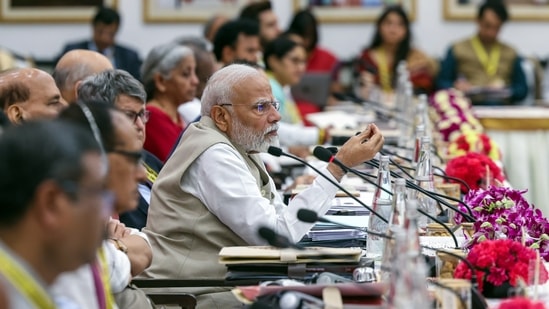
497, 297, 547, 309
445, 152, 505, 194
428, 89, 483, 142
447, 131, 502, 162
454, 186, 549, 261
454, 239, 548, 293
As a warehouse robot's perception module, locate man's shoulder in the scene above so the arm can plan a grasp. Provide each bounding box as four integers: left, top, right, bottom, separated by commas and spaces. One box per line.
451, 37, 472, 50
114, 44, 139, 57
497, 41, 519, 56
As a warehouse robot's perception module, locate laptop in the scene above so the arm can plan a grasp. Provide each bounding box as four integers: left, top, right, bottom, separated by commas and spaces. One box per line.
291, 73, 332, 108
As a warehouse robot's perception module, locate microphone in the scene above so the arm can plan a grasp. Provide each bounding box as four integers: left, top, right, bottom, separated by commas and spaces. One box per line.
310, 146, 464, 245
365, 158, 475, 221
258, 226, 304, 250
297, 209, 389, 240
297, 209, 487, 309
369, 157, 475, 220
267, 146, 388, 224
381, 147, 471, 192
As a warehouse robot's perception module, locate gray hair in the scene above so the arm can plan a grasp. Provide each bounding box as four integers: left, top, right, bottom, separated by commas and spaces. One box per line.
141, 42, 194, 99
78, 69, 146, 105
173, 36, 212, 53
201, 64, 261, 116
53, 63, 94, 92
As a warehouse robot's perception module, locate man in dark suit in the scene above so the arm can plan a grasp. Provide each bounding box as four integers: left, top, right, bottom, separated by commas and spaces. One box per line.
57, 6, 142, 80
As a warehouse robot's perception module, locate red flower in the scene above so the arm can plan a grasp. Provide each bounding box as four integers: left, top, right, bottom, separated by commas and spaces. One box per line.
497, 297, 546, 309
454, 239, 548, 293
445, 152, 505, 193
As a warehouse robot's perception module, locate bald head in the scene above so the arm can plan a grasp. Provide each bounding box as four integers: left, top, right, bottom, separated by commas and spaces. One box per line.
53, 50, 113, 104
0, 68, 65, 124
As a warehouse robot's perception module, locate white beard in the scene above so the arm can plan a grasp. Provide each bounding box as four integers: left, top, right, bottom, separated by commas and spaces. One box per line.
230, 118, 279, 153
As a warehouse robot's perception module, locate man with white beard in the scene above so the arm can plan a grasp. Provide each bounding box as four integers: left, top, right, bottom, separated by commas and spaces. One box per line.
142, 63, 384, 308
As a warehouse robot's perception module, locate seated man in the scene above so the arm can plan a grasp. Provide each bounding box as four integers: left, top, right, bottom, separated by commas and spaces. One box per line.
436, 0, 527, 105
53, 102, 152, 309
142, 63, 384, 308
213, 18, 261, 67
0, 120, 108, 308
0, 68, 66, 124
57, 6, 141, 79
53, 49, 113, 104
77, 69, 163, 229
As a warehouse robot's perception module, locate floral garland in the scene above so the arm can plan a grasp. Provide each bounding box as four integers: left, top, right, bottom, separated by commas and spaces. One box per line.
454, 186, 549, 261
429, 89, 483, 142
445, 152, 505, 194
447, 131, 502, 162
454, 239, 548, 293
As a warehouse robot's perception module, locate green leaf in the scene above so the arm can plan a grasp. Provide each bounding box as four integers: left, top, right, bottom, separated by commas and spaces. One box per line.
480, 222, 493, 229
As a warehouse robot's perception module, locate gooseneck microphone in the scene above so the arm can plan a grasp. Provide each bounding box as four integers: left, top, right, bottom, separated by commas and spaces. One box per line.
297, 208, 487, 309
381, 147, 471, 192
267, 146, 388, 224
258, 226, 304, 250
312, 146, 460, 247
364, 157, 475, 221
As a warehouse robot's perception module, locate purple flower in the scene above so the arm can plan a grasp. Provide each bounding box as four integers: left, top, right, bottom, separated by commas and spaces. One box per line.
455, 186, 549, 261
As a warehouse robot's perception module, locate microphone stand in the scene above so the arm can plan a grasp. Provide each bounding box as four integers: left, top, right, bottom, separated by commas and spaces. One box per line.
365, 159, 475, 221
297, 209, 487, 309
268, 146, 388, 224
312, 146, 461, 248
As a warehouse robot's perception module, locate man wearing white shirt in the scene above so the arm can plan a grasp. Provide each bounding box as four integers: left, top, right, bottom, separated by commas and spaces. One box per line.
142, 63, 383, 308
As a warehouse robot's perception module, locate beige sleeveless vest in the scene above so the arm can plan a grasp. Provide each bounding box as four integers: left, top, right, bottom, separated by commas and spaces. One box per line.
142, 116, 273, 281
453, 37, 518, 87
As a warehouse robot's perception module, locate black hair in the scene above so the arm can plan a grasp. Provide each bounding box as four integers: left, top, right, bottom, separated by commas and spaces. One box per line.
368, 5, 411, 87
92, 6, 120, 26
239, 1, 272, 23
213, 19, 259, 62
478, 0, 509, 23
58, 100, 117, 152
263, 36, 300, 71
0, 120, 100, 226
287, 9, 318, 52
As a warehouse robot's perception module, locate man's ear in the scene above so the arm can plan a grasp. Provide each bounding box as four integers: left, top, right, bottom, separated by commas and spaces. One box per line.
32, 180, 69, 231
221, 46, 235, 65
210, 105, 231, 133
6, 104, 25, 124
74, 80, 83, 102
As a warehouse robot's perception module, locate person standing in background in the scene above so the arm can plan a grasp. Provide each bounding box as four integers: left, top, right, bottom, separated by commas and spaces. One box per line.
57, 6, 142, 79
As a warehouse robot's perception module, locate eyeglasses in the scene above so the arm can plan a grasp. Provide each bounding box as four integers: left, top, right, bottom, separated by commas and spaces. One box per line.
219, 100, 280, 115
109, 149, 144, 166
121, 110, 150, 124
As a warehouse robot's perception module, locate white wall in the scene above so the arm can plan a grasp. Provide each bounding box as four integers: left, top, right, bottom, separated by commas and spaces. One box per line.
2, 0, 549, 62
